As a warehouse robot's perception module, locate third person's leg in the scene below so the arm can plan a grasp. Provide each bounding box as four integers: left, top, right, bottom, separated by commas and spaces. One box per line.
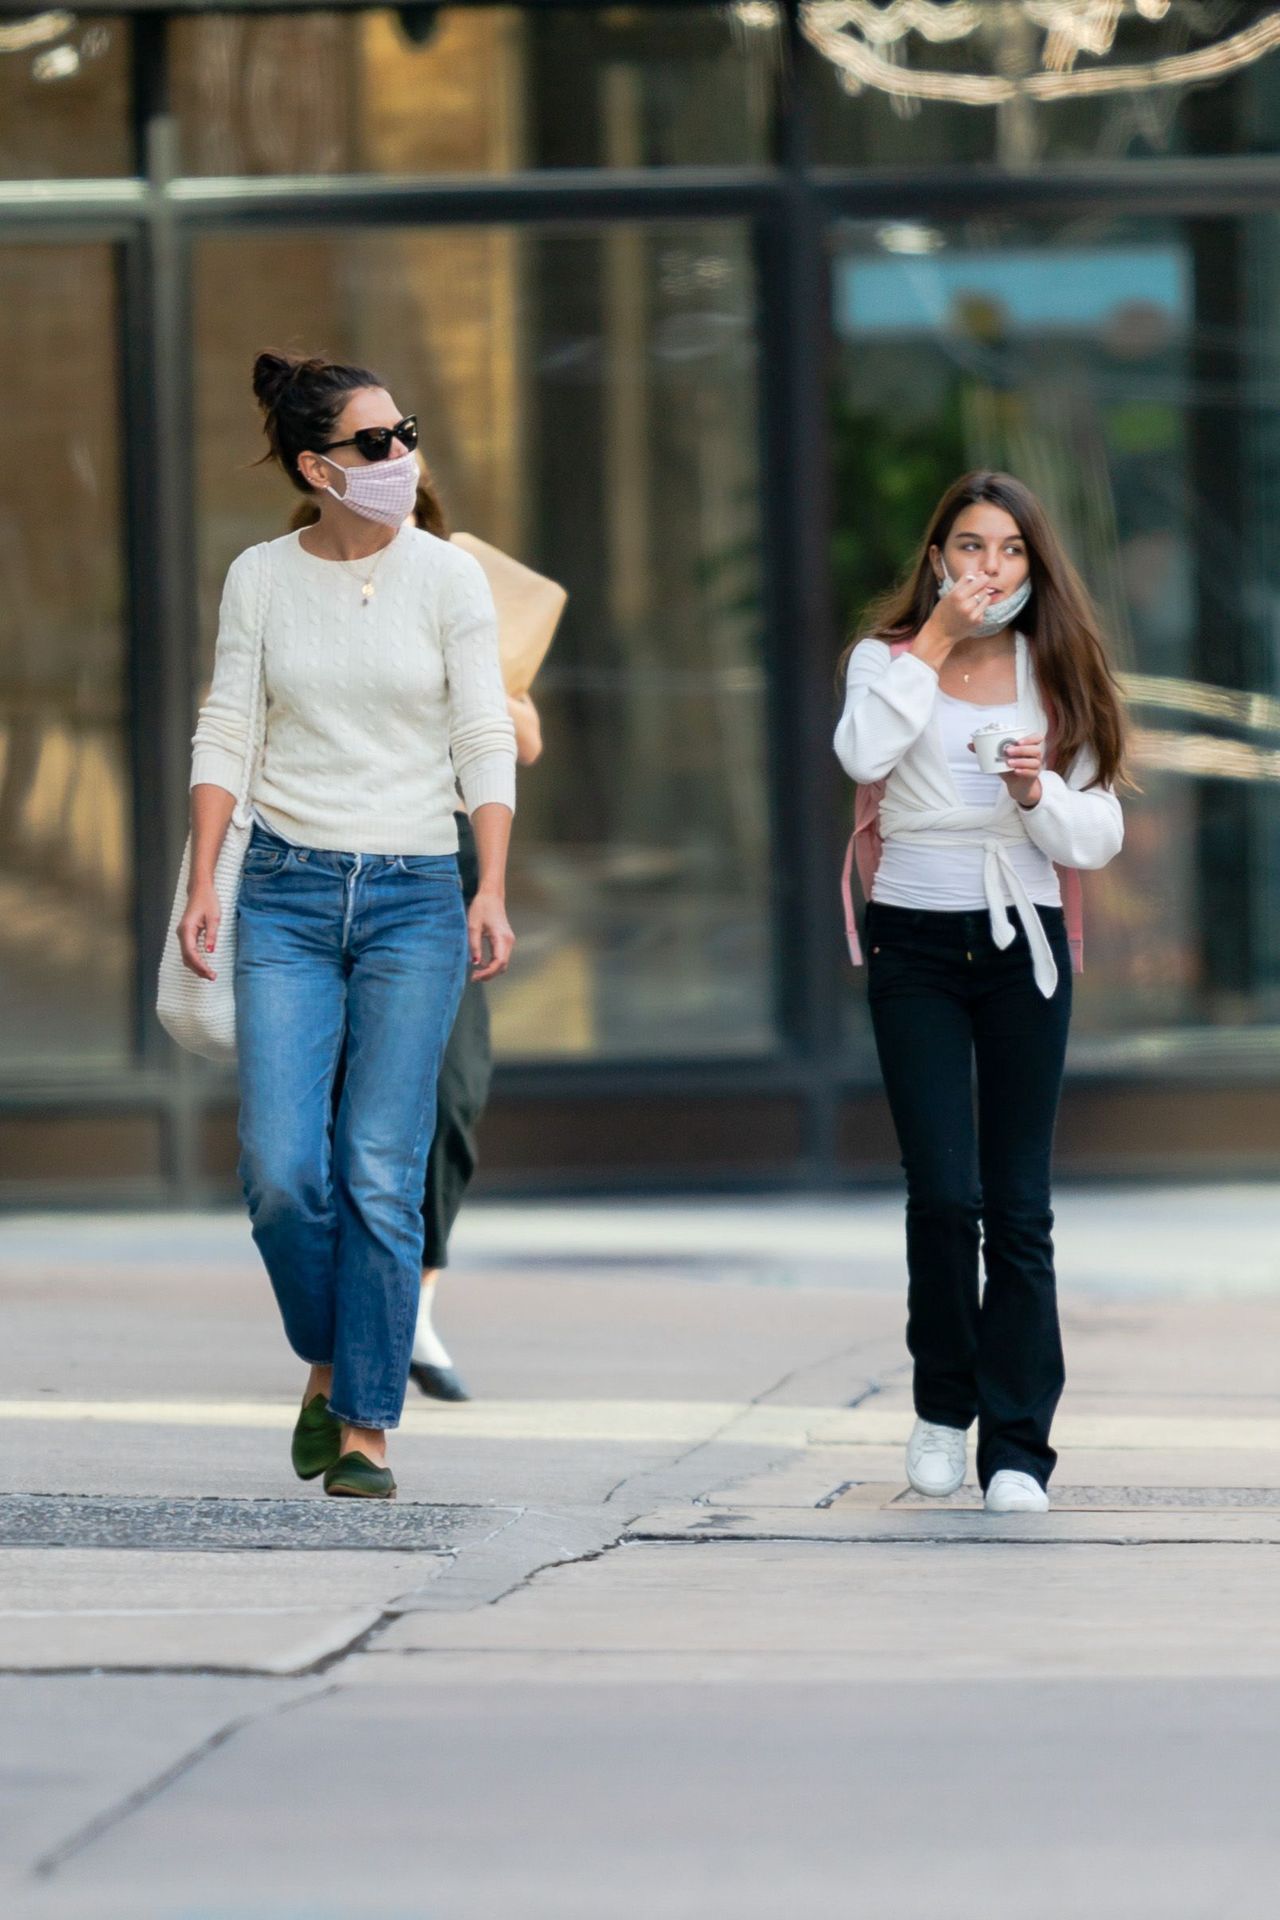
412, 810, 493, 1401
412, 967, 491, 1398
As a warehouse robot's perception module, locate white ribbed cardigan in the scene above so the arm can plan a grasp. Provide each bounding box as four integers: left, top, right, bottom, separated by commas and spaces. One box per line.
191, 528, 517, 856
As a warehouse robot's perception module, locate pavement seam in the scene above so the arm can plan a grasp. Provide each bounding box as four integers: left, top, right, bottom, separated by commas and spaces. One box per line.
621, 1529, 1280, 1549
0, 1581, 465, 1686
685, 1344, 907, 1509
381, 1505, 525, 1609
0, 1606, 420, 1684
28, 1681, 337, 1882
601, 1335, 900, 1511
475, 1526, 635, 1612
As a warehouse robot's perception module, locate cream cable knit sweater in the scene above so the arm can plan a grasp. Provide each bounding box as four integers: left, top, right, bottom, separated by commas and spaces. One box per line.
191, 528, 516, 855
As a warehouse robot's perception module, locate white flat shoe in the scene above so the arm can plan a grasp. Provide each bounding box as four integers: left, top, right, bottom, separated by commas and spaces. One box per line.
984, 1469, 1049, 1513
905, 1417, 967, 1497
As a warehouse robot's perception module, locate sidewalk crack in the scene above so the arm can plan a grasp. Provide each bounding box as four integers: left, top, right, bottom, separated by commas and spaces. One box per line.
29, 1682, 336, 1883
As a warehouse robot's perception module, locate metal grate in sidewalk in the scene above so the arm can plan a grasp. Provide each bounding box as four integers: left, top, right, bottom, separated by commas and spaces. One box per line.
0, 1493, 502, 1552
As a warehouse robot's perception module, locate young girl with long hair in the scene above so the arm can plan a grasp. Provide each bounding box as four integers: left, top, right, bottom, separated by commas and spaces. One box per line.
180, 351, 516, 1498
834, 471, 1127, 1513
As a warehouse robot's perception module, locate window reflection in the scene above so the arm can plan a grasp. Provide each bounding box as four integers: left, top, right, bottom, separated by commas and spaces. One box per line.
0, 13, 131, 179
0, 245, 131, 1070
194, 222, 771, 1060
171, 6, 776, 176
831, 215, 1280, 1065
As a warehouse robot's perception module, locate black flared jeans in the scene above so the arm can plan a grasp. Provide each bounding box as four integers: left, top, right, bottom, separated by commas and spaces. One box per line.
867, 899, 1073, 1490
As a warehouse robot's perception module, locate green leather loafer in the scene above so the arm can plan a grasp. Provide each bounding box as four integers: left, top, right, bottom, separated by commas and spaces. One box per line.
323, 1451, 397, 1500
291, 1394, 342, 1481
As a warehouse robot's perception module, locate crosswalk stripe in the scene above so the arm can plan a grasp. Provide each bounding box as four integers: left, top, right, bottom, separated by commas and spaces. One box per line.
1, 1398, 1279, 1452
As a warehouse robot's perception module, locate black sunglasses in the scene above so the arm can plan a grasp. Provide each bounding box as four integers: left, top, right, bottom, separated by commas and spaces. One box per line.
321, 415, 418, 462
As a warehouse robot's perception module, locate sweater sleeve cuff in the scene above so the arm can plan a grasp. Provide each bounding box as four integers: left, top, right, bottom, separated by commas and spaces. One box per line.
459, 755, 517, 816
878, 648, 939, 727
1017, 767, 1062, 829
895, 649, 939, 684
190, 746, 245, 796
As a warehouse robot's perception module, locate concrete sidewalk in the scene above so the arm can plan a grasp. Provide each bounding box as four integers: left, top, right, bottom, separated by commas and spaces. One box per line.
3, 1189, 1280, 1917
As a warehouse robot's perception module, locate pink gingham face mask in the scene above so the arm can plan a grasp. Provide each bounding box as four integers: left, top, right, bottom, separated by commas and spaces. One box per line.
319, 448, 419, 528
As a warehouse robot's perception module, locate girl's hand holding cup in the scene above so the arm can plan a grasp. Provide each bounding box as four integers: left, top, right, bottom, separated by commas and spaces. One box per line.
993, 732, 1044, 809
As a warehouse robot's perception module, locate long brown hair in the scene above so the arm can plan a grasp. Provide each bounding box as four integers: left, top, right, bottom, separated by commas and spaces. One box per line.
288, 471, 450, 540
838, 471, 1129, 791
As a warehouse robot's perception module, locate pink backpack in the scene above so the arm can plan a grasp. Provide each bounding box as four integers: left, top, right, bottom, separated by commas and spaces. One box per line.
840, 638, 1084, 971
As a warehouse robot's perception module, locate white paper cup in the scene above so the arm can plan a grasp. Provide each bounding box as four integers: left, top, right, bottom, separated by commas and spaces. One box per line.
972, 726, 1021, 775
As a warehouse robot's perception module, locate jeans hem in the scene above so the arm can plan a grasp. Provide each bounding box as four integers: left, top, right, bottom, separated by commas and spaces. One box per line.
326, 1405, 401, 1433
914, 1404, 975, 1433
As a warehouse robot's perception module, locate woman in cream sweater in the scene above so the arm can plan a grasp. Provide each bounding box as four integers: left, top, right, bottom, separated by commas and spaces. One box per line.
834, 471, 1128, 1514
179, 351, 517, 1499
290, 470, 544, 1405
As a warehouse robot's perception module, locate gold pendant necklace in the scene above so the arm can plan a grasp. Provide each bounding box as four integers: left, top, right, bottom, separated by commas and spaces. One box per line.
342, 537, 393, 607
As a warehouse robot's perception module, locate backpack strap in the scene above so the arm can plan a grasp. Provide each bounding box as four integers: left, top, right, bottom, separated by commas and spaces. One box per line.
840, 637, 913, 965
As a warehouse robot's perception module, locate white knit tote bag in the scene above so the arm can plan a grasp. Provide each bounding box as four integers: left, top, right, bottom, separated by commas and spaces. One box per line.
156, 542, 271, 1063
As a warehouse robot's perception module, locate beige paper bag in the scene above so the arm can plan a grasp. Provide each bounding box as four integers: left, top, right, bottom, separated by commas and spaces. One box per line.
451, 532, 567, 698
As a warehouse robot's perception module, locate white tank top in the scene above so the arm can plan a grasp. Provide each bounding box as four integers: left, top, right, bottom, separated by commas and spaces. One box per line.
872, 691, 1062, 913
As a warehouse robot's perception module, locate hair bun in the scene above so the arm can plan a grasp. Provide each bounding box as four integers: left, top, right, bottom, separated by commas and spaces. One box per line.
252, 350, 304, 413
249, 348, 385, 496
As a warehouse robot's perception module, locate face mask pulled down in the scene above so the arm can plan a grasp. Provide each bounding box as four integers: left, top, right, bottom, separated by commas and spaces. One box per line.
319, 448, 419, 528
938, 561, 1032, 637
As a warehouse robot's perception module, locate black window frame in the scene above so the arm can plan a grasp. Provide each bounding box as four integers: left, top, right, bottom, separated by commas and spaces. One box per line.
2, 1, 1279, 1202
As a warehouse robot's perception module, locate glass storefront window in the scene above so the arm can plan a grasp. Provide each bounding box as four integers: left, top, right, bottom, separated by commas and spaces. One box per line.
193, 221, 772, 1060
830, 213, 1280, 1072
171, 7, 778, 176
0, 14, 132, 179
808, 1, 1280, 168
0, 244, 132, 1071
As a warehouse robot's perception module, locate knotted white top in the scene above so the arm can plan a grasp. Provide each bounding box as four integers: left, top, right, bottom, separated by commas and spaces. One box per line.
834, 633, 1124, 999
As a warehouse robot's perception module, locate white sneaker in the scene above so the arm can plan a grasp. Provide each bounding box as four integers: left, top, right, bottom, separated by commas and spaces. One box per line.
984, 1469, 1050, 1513
905, 1417, 967, 1497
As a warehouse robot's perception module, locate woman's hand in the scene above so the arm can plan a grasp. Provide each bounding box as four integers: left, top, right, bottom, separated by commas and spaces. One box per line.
178, 879, 222, 980
507, 692, 543, 768
913, 572, 999, 670
999, 734, 1045, 809
468, 888, 515, 983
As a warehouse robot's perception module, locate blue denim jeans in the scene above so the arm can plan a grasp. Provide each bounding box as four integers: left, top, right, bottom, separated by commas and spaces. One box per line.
235, 823, 468, 1428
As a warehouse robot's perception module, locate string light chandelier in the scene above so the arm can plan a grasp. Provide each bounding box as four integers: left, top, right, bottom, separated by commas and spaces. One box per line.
797, 1, 1280, 104
0, 12, 75, 56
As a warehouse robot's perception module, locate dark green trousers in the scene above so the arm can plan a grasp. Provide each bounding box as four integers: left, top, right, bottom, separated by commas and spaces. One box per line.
330, 812, 493, 1271
421, 812, 492, 1269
